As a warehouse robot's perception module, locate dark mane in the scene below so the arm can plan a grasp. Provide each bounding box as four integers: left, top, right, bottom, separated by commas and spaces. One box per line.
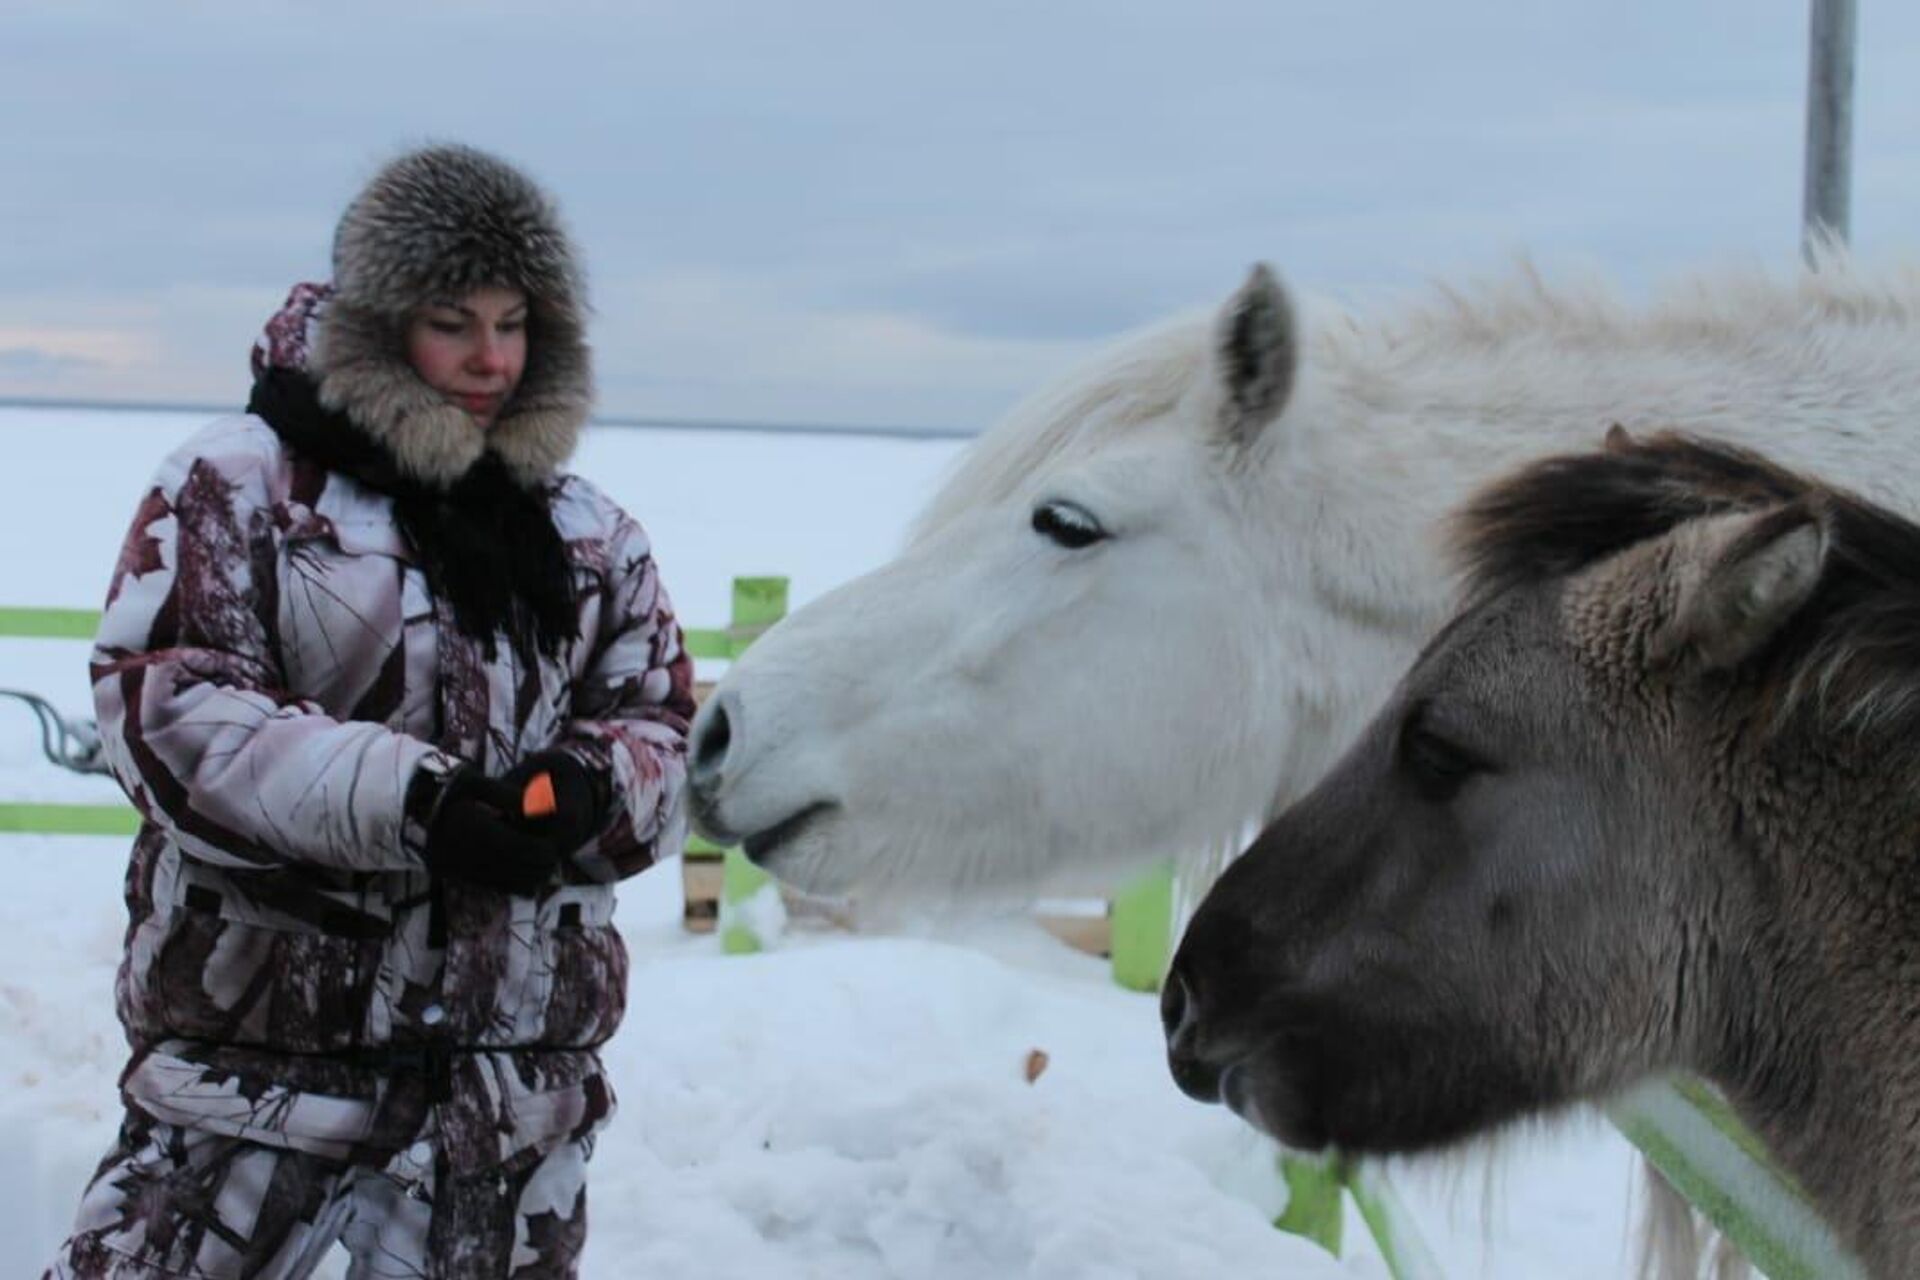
1453, 430, 1920, 733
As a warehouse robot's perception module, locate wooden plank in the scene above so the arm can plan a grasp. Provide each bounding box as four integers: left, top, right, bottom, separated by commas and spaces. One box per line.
682, 856, 724, 904
1035, 911, 1112, 959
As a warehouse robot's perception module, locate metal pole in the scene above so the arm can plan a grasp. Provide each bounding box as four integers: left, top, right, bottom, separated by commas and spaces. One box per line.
1802, 0, 1857, 264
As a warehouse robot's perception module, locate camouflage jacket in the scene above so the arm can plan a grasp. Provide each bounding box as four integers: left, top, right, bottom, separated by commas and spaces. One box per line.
91, 414, 694, 1171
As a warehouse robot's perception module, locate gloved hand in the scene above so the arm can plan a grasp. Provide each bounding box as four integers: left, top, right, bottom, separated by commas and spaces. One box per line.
502, 749, 610, 857
413, 764, 563, 895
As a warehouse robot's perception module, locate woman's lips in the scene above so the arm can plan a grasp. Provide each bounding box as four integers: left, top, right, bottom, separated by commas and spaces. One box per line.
456, 393, 501, 414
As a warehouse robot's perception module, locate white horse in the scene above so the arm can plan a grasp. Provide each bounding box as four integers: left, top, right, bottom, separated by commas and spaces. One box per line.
690, 255, 1920, 906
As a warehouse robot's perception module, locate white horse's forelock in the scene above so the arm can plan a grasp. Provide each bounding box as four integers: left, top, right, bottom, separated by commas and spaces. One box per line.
909, 310, 1215, 543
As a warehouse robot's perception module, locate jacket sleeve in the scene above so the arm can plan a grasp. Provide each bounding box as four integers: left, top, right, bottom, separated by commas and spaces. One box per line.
551, 511, 695, 881
90, 429, 451, 872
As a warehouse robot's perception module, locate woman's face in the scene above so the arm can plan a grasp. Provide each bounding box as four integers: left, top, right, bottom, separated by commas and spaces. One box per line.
404, 285, 529, 430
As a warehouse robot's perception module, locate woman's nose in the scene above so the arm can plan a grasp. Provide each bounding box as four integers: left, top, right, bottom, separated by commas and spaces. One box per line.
467, 333, 508, 374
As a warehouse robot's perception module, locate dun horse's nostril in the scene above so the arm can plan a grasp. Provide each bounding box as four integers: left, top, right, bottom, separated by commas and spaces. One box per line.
1161, 969, 1192, 1045
692, 698, 733, 784
1162, 969, 1227, 1104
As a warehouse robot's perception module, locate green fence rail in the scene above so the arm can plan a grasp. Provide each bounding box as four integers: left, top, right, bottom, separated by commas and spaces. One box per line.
0, 606, 97, 639
0, 802, 138, 836
1608, 1077, 1865, 1280
4, 606, 762, 663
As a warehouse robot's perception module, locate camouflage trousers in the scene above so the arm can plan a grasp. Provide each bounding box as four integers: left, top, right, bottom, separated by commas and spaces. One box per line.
44, 1105, 592, 1279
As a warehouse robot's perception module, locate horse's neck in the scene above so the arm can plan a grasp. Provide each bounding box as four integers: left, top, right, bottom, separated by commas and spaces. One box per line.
1705, 778, 1920, 1278
1285, 308, 1920, 630
1717, 962, 1920, 1279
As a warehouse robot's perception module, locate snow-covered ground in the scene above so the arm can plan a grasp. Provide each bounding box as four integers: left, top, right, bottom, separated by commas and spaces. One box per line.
0, 406, 1645, 1278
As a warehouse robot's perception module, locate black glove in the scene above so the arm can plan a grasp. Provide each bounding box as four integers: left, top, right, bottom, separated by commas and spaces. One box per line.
412, 764, 563, 896
502, 749, 610, 857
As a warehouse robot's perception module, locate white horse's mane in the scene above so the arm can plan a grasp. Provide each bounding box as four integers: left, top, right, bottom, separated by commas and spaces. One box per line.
914, 250, 1920, 546
1357, 250, 1920, 351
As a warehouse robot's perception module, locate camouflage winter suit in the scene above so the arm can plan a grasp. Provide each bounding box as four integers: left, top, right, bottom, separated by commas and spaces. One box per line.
47, 414, 694, 1277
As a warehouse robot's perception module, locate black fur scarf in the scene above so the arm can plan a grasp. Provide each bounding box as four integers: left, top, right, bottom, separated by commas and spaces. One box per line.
249, 367, 578, 665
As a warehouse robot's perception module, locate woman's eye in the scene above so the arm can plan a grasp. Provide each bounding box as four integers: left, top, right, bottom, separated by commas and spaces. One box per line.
1399, 714, 1483, 799
429, 319, 465, 335
1030, 500, 1108, 549
499, 319, 526, 334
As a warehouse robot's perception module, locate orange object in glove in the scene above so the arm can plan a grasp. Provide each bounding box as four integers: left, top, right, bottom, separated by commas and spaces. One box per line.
522, 771, 557, 819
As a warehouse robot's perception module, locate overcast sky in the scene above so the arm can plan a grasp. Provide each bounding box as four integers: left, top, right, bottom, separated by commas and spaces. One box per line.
4, 2, 1919, 432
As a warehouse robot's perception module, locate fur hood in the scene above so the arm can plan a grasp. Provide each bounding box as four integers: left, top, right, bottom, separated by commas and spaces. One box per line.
310, 143, 593, 489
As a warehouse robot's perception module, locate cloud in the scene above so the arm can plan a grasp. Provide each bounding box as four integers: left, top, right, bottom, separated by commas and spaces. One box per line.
589, 267, 1107, 430
2, 2, 1919, 425
0, 347, 101, 379
0, 326, 153, 385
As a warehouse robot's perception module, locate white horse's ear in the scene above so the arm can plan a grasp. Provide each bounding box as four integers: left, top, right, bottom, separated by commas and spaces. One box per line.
1212, 263, 1299, 451
1652, 504, 1828, 672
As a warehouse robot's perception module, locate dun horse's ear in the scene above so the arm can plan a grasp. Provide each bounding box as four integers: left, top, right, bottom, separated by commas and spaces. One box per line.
1651, 504, 1828, 672
1213, 263, 1298, 451
1603, 423, 1633, 451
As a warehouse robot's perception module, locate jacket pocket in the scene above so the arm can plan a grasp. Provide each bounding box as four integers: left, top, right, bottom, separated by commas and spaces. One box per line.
144, 861, 397, 1054
509, 884, 625, 1047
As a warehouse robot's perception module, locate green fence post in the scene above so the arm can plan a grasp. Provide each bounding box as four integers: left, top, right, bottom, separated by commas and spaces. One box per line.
1269, 1151, 1445, 1277
714, 576, 789, 954
1274, 1152, 1346, 1257
1344, 1162, 1448, 1280
726, 576, 789, 657
1109, 857, 1175, 993
719, 847, 775, 954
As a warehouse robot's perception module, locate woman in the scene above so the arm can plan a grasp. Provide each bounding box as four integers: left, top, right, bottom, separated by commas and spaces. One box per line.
47, 144, 693, 1278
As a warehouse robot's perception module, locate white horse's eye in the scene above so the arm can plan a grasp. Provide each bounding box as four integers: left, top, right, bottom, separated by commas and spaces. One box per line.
1031, 499, 1108, 549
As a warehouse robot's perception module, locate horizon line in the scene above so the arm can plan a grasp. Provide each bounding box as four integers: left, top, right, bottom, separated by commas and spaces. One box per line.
0, 394, 977, 442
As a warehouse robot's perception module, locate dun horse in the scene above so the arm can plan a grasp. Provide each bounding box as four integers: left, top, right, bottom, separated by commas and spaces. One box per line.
1166, 432, 1920, 1279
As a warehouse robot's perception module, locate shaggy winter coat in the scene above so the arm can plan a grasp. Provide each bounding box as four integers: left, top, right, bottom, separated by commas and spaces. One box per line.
90, 411, 694, 1172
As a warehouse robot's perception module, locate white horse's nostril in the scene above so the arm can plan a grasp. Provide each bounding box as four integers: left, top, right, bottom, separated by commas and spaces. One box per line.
690, 692, 736, 790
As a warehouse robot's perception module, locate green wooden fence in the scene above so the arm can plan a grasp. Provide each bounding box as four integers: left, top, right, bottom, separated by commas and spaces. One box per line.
0, 597, 1872, 1277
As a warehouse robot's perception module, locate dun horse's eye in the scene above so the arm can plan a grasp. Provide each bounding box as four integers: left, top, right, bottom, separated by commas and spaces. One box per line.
1031, 499, 1108, 549
1399, 712, 1483, 800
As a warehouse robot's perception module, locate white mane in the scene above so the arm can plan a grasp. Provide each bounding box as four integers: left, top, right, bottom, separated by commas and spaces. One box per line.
917, 251, 1920, 547
1396, 250, 1920, 343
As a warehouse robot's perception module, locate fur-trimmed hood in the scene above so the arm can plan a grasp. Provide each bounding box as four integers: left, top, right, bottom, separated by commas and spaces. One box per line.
310, 143, 593, 489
